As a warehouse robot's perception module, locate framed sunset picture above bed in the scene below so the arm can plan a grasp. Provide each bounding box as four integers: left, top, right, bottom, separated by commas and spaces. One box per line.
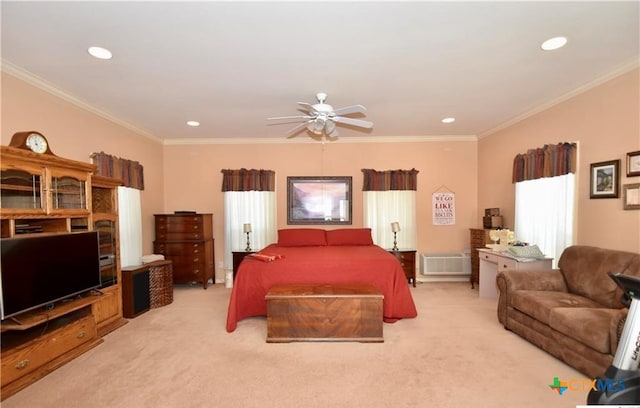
287, 176, 352, 225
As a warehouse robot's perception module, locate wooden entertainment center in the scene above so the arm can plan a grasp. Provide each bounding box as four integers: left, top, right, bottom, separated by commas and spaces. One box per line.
0, 133, 126, 400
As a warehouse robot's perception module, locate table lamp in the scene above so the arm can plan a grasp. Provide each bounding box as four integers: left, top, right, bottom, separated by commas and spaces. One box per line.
391, 221, 400, 251
243, 223, 252, 251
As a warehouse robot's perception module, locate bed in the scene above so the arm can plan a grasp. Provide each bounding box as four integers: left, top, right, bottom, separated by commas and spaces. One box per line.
226, 228, 418, 332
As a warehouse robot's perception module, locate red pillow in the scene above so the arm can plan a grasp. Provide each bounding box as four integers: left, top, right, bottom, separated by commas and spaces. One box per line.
277, 228, 327, 246
326, 228, 374, 246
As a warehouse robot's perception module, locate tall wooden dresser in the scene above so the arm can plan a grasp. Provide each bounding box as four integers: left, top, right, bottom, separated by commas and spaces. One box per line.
153, 213, 215, 289
469, 228, 491, 289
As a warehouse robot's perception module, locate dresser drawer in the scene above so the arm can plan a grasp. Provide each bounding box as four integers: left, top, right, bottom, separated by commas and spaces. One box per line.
154, 214, 212, 238
498, 258, 517, 271
155, 231, 207, 241
155, 221, 205, 233
155, 214, 205, 225
1, 315, 97, 387
478, 250, 498, 263
154, 241, 205, 256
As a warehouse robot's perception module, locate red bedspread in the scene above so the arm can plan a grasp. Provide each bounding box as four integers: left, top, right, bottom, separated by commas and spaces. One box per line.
226, 244, 418, 332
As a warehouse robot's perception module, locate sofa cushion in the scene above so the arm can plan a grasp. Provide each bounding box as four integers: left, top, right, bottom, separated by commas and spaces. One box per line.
549, 307, 620, 354
558, 246, 639, 308
510, 290, 601, 325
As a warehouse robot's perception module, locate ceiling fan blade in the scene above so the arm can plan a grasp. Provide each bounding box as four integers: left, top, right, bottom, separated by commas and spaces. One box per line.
332, 116, 374, 129
286, 121, 310, 138
267, 115, 312, 123
331, 104, 366, 116
297, 102, 318, 113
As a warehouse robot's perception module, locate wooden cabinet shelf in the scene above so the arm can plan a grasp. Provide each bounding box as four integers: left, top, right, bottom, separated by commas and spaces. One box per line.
1, 293, 105, 332
0, 141, 125, 399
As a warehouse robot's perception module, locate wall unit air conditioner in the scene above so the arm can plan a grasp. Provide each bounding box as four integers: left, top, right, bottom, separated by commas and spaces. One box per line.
420, 253, 471, 282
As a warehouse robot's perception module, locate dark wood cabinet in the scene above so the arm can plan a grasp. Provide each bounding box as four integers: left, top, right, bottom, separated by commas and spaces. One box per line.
232, 251, 256, 280
153, 214, 214, 289
121, 266, 151, 318
122, 260, 174, 318
388, 250, 417, 287
469, 228, 490, 289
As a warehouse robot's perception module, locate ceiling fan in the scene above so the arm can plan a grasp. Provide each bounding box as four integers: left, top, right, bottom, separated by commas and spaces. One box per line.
267, 92, 373, 139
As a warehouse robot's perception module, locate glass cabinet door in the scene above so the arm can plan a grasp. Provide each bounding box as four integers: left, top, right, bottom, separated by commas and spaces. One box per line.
95, 219, 117, 287
0, 169, 43, 209
51, 175, 87, 210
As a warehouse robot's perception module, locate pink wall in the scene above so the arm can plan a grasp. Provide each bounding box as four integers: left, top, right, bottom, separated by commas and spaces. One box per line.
1, 73, 165, 251
478, 68, 640, 253
162, 140, 478, 279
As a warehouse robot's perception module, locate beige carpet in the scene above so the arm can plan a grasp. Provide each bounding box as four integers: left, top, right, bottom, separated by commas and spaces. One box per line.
3, 282, 590, 408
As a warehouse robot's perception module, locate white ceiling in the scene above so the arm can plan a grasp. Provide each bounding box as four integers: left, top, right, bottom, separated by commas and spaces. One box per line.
2, 1, 639, 143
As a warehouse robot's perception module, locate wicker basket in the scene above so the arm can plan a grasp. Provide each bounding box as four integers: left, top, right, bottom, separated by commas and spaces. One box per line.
148, 260, 174, 308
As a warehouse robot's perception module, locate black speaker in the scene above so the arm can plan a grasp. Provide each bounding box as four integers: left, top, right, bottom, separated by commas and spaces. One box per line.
122, 266, 151, 318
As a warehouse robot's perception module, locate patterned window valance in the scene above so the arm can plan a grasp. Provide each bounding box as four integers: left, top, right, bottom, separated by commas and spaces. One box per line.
221, 168, 275, 192
91, 151, 144, 190
512, 142, 577, 183
361, 168, 419, 191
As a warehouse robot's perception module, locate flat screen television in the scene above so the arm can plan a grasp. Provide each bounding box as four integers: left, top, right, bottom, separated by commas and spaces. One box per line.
0, 231, 102, 321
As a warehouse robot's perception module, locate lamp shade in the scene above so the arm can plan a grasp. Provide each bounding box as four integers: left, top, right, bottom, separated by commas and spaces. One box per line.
391, 222, 401, 232
243, 223, 252, 233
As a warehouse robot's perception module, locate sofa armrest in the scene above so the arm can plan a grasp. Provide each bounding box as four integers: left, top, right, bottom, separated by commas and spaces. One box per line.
496, 269, 567, 326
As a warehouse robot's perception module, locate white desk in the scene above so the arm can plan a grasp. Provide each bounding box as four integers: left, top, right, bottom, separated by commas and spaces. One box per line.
477, 248, 553, 299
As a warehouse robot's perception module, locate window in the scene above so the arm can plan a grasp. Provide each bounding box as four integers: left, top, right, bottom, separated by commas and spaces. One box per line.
223, 191, 276, 269
514, 174, 575, 268
363, 190, 417, 249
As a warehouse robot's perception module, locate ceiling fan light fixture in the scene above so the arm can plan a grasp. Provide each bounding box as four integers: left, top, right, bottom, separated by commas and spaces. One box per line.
324, 119, 336, 135
307, 116, 326, 134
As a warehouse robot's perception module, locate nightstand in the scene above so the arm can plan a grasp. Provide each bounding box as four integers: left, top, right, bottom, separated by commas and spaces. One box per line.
232, 251, 256, 280
388, 249, 417, 287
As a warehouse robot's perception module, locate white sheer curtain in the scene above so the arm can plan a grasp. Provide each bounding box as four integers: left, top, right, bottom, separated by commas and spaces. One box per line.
514, 173, 575, 268
117, 186, 142, 268
223, 191, 276, 270
363, 190, 417, 250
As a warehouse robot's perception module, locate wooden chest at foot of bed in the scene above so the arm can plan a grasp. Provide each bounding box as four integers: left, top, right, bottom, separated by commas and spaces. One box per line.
265, 284, 384, 343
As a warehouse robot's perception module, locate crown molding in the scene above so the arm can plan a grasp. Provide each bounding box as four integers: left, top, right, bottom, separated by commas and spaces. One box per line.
163, 134, 478, 145
1, 59, 162, 143
478, 59, 640, 139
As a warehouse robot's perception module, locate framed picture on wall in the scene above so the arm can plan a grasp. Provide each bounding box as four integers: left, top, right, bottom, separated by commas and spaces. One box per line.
287, 176, 352, 225
627, 151, 640, 177
589, 160, 620, 199
623, 183, 640, 210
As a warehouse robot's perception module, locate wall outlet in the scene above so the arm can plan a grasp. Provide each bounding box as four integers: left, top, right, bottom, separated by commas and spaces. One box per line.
217, 261, 224, 269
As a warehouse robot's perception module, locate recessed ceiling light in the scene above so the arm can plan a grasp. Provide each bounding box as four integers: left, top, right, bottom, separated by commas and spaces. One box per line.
541, 36, 567, 51
88, 46, 112, 60
441, 117, 455, 124
186, 121, 200, 127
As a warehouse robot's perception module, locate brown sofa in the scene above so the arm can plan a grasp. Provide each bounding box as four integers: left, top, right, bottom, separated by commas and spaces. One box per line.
496, 245, 640, 378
